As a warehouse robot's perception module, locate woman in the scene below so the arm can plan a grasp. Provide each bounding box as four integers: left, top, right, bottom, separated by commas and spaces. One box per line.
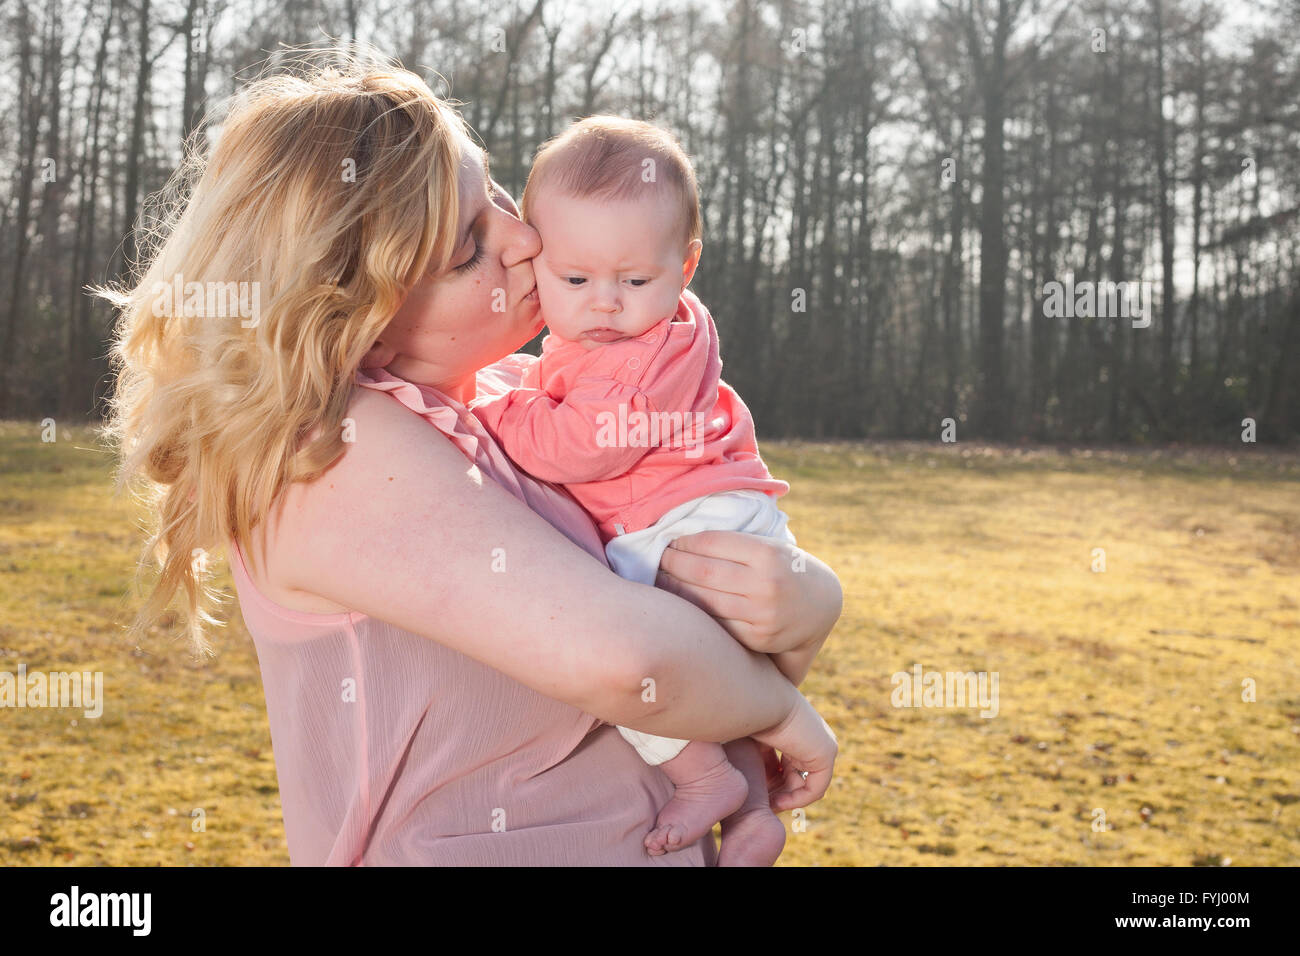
101, 51, 840, 865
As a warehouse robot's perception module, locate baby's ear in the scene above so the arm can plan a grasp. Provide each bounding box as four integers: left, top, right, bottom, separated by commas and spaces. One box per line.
681, 239, 703, 289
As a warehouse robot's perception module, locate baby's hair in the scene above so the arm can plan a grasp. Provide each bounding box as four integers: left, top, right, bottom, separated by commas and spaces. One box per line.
521, 115, 701, 246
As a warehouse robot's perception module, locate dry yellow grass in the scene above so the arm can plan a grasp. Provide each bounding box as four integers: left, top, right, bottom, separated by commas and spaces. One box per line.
2, 421, 1297, 865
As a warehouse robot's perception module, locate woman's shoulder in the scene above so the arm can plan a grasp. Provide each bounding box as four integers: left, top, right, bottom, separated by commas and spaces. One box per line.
291, 380, 467, 516
253, 385, 465, 614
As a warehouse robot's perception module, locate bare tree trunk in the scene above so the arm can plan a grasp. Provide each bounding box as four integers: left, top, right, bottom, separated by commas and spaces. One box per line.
1, 1, 45, 415
962, 0, 1023, 439
1152, 0, 1176, 426
540, 18, 559, 140
180, 0, 210, 148
39, 0, 68, 312
117, 0, 152, 281
65, 0, 115, 415
1188, 23, 1206, 415
580, 10, 618, 115
1030, 73, 1057, 439
478, 0, 543, 152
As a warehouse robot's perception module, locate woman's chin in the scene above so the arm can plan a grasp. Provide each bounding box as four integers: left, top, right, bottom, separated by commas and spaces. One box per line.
501, 309, 545, 354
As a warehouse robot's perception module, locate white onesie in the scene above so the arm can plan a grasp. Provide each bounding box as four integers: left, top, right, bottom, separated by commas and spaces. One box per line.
604, 488, 797, 765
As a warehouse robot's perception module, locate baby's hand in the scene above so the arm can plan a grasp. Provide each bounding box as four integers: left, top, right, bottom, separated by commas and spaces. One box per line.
754, 741, 785, 794
749, 693, 837, 811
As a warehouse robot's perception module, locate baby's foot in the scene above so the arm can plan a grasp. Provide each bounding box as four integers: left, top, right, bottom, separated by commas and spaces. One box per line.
717, 804, 787, 866
644, 749, 748, 856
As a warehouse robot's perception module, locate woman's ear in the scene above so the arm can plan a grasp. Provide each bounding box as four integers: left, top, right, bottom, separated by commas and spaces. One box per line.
361, 338, 397, 370
681, 239, 703, 290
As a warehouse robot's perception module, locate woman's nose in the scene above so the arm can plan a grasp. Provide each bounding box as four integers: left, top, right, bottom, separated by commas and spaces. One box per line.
500, 215, 541, 266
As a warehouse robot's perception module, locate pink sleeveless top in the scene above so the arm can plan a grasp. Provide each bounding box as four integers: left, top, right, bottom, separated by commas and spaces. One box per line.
229, 354, 715, 866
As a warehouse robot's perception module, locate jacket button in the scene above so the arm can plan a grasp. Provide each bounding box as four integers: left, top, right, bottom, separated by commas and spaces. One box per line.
646, 333, 658, 344
627, 357, 641, 370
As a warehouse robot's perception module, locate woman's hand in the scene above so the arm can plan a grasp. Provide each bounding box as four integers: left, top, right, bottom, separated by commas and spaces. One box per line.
655, 530, 842, 684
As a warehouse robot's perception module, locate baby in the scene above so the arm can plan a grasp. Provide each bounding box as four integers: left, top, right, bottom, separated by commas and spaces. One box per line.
471, 117, 798, 866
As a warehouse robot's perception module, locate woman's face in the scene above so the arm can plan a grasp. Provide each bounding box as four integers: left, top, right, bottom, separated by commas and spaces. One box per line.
363, 134, 542, 396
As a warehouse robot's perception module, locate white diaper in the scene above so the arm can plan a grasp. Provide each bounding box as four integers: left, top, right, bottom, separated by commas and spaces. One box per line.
608, 489, 797, 765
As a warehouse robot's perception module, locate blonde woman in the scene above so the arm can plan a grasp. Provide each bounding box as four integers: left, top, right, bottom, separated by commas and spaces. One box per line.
101, 50, 841, 866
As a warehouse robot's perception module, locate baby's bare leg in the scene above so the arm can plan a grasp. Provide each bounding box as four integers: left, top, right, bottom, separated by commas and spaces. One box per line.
717, 736, 787, 866
644, 741, 748, 856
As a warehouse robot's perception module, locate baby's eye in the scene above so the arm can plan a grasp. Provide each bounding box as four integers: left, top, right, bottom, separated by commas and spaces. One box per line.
566, 277, 587, 286
627, 279, 649, 287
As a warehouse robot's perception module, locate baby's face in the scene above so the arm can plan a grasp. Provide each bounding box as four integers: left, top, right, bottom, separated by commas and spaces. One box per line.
529, 189, 696, 349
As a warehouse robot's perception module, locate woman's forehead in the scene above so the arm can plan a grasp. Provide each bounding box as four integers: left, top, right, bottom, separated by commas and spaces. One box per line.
453, 141, 490, 246
457, 140, 489, 197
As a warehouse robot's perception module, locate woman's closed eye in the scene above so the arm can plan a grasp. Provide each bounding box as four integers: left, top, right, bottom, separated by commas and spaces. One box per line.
456, 242, 484, 273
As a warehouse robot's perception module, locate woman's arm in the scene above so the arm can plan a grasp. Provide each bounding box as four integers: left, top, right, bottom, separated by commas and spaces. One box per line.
265, 388, 804, 745
655, 531, 842, 686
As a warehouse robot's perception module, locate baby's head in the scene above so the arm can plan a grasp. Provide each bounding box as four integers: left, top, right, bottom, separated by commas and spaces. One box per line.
521, 116, 703, 348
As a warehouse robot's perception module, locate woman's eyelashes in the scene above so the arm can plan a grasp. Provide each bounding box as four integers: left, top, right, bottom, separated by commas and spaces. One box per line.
456, 241, 484, 273
455, 218, 489, 273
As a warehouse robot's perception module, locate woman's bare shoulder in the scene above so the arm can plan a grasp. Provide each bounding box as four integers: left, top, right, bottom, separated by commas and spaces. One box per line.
251, 386, 454, 613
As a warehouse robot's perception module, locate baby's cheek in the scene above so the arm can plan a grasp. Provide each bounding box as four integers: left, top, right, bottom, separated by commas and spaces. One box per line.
536, 278, 560, 308
658, 288, 680, 319
534, 283, 566, 329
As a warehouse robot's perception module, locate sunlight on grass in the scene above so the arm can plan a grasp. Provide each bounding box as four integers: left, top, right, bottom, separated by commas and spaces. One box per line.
2, 420, 1297, 865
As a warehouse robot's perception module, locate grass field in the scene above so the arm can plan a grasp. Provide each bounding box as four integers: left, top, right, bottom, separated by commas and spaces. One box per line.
2, 419, 1298, 866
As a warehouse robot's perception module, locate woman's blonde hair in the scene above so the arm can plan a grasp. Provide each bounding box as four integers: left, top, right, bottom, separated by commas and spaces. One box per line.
97, 47, 470, 657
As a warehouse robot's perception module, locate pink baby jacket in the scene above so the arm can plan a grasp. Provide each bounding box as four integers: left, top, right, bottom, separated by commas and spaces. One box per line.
471, 290, 787, 542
